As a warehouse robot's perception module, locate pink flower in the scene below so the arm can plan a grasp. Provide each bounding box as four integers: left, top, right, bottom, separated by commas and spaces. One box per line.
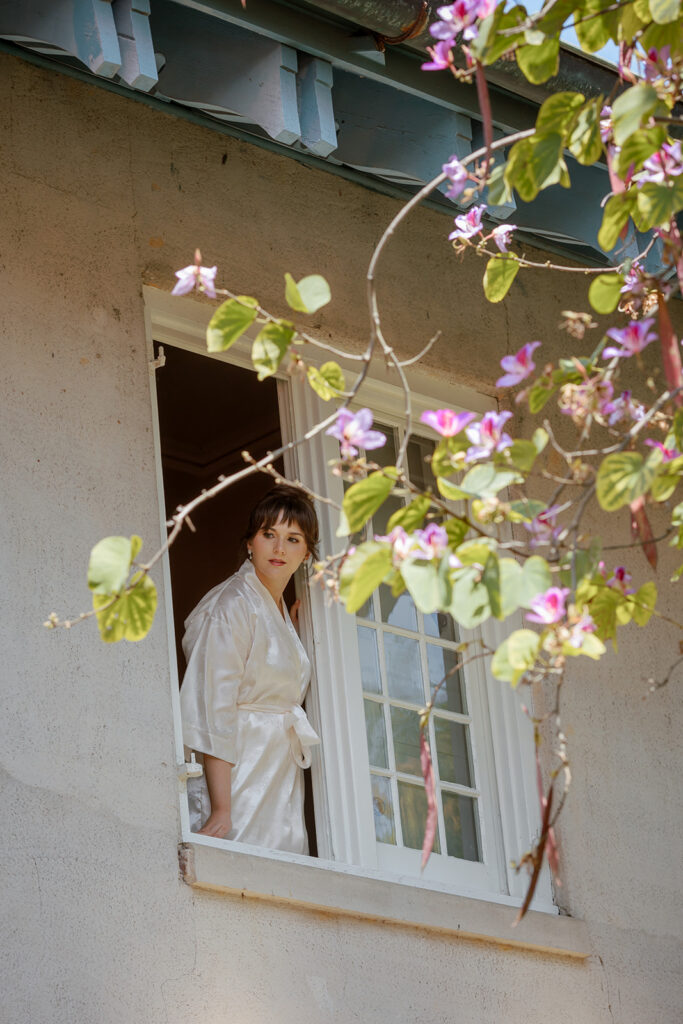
491, 224, 517, 254
376, 526, 415, 565
645, 439, 681, 462
642, 45, 672, 83
326, 408, 386, 459
449, 204, 486, 242
414, 523, 449, 560
524, 505, 563, 550
172, 262, 217, 298
641, 141, 683, 184
606, 389, 645, 426
567, 612, 596, 648
602, 318, 657, 359
526, 587, 570, 625
430, 0, 497, 44
422, 40, 453, 71
605, 565, 634, 595
496, 341, 541, 387
442, 155, 469, 199
465, 410, 513, 462
420, 408, 476, 437
599, 105, 613, 144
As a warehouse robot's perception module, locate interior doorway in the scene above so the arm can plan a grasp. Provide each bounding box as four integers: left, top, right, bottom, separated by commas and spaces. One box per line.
153, 341, 317, 855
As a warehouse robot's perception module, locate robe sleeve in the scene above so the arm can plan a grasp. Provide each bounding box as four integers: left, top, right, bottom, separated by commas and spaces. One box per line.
179, 597, 252, 764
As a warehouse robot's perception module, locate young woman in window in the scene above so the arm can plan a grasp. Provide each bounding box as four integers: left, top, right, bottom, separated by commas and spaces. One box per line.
180, 485, 320, 854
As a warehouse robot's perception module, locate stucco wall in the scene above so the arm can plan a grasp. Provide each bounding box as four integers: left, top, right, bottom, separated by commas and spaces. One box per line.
1, 54, 681, 1023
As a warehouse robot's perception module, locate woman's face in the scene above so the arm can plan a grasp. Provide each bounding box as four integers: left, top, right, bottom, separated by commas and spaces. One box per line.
247, 512, 309, 585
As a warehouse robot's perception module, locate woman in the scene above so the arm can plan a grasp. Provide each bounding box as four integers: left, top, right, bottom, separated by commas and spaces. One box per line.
180, 485, 320, 855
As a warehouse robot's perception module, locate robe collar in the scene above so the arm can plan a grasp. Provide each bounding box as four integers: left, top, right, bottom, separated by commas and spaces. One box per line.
239, 560, 309, 673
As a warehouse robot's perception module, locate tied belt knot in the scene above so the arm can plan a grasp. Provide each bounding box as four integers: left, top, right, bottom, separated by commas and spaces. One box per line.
237, 702, 321, 768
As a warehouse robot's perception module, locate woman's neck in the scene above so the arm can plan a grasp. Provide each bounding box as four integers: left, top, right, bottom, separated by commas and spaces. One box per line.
253, 567, 286, 615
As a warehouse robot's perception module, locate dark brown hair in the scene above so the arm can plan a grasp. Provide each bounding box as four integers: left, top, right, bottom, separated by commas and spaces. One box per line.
242, 485, 319, 561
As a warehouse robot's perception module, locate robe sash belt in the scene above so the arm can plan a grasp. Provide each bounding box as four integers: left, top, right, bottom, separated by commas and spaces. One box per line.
237, 703, 321, 768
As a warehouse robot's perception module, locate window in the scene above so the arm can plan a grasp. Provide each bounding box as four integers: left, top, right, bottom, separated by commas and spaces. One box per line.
146, 287, 553, 913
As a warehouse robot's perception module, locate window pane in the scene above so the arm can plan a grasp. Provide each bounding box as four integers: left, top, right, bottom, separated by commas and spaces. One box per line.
371, 774, 396, 845
407, 435, 434, 492
364, 700, 388, 768
434, 718, 473, 788
379, 586, 417, 632
373, 494, 403, 539
398, 781, 441, 854
423, 610, 458, 642
384, 633, 423, 703
356, 597, 375, 621
427, 644, 467, 715
442, 791, 481, 862
357, 625, 381, 694
390, 706, 421, 776
371, 423, 397, 468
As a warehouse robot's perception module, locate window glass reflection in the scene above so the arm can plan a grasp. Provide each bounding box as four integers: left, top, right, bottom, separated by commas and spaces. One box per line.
398, 781, 441, 854
384, 633, 423, 703
427, 644, 467, 714
364, 699, 389, 768
371, 774, 396, 845
357, 625, 382, 694
442, 792, 481, 861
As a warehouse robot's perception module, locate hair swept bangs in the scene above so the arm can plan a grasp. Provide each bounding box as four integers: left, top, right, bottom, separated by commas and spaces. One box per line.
242, 484, 319, 561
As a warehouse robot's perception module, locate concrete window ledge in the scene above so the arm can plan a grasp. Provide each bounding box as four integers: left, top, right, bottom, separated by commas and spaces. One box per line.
179, 842, 590, 959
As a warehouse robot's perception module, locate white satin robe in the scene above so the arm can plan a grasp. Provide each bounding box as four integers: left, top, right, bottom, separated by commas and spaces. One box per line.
180, 560, 320, 854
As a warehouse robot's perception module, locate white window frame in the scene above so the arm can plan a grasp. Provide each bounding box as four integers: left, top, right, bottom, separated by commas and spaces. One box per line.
144, 286, 558, 922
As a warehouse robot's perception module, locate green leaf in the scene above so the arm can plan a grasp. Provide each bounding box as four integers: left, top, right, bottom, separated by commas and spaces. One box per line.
567, 98, 604, 166
533, 427, 549, 454
483, 553, 502, 619
536, 91, 585, 135
491, 629, 541, 687
518, 555, 552, 608
251, 321, 294, 380
509, 498, 547, 522
486, 164, 513, 207
649, 0, 680, 23
575, 0, 619, 51
483, 256, 520, 302
339, 542, 392, 614
559, 539, 602, 588
635, 181, 683, 231
506, 133, 565, 202
88, 535, 141, 595
448, 567, 491, 629
634, 0, 652, 20
651, 471, 680, 503
616, 126, 667, 178
612, 84, 659, 146
507, 439, 539, 473
340, 471, 394, 535
400, 559, 445, 614
598, 192, 635, 252
528, 377, 558, 414
461, 463, 522, 497
444, 517, 469, 548
632, 581, 657, 625
562, 633, 606, 659
516, 36, 560, 84
596, 451, 659, 511
588, 273, 623, 314
456, 538, 498, 565
206, 298, 258, 352
284, 273, 331, 314
306, 361, 345, 401
93, 572, 157, 643
588, 585, 628, 643
498, 558, 523, 616
387, 495, 431, 533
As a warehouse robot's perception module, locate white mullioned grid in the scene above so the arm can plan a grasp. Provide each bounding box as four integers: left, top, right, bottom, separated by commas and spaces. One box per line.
356, 421, 484, 866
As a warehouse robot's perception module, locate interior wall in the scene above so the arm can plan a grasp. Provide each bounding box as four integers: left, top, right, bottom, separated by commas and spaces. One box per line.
1, 53, 681, 1024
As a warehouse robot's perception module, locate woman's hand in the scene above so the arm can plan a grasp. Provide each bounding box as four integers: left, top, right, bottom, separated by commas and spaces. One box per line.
289, 598, 301, 629
198, 810, 232, 838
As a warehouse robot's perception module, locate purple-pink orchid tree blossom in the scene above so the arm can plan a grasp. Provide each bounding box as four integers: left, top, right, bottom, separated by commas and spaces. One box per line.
567, 612, 597, 648
442, 155, 469, 199
606, 389, 645, 426
414, 523, 449, 560
172, 261, 217, 298
420, 408, 476, 437
449, 204, 486, 242
496, 342, 541, 387
601, 564, 635, 595
645, 439, 681, 462
326, 408, 386, 459
524, 505, 563, 550
491, 223, 517, 254
640, 141, 683, 184
426, 0, 497, 48
465, 410, 513, 461
526, 587, 571, 625
602, 318, 658, 359
421, 39, 453, 71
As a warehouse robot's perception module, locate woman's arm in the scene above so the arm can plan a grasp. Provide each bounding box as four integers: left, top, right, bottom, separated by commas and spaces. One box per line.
198, 754, 234, 838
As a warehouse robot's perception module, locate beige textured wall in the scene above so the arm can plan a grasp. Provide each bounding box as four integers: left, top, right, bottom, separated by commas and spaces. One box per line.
1, 54, 681, 1024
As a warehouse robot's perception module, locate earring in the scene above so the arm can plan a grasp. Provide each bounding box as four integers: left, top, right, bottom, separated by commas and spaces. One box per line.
247, 549, 253, 560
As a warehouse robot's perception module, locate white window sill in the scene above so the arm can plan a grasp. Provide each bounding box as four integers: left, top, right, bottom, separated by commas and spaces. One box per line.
179, 839, 590, 959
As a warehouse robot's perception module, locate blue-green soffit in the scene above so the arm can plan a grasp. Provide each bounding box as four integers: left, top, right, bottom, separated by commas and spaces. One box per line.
0, 0, 658, 268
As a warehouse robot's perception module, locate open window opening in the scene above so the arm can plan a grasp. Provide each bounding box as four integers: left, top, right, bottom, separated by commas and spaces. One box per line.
153, 340, 318, 856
